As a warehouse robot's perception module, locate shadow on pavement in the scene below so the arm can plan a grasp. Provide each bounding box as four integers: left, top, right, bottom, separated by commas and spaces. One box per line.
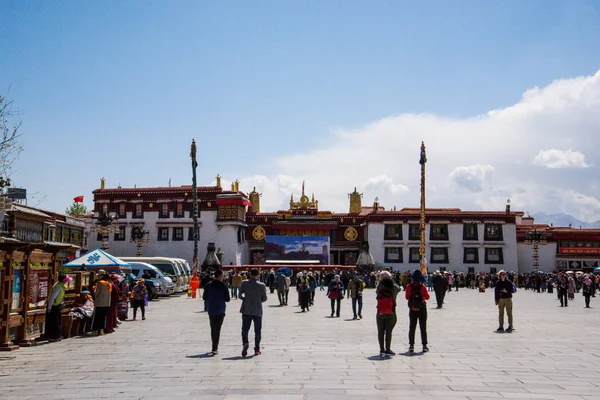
221, 355, 255, 361
366, 355, 392, 361
185, 353, 215, 359
401, 351, 420, 357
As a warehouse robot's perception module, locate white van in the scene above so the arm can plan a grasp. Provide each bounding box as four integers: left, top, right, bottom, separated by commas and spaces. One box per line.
121, 257, 185, 293
128, 261, 175, 296
172, 259, 191, 290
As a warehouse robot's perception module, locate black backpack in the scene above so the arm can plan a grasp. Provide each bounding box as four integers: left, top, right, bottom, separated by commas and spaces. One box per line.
408, 283, 424, 311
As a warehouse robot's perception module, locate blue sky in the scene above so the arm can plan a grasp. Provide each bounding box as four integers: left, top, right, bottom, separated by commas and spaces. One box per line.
1, 1, 600, 217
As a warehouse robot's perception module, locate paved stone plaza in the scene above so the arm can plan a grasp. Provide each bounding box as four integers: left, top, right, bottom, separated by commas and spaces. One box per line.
2, 286, 600, 399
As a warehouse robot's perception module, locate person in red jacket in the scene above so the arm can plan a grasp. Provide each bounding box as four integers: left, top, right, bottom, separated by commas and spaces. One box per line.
405, 270, 430, 353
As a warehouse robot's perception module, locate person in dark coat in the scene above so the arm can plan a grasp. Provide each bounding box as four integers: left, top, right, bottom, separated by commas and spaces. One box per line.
202, 269, 231, 355
494, 270, 515, 332
432, 271, 447, 309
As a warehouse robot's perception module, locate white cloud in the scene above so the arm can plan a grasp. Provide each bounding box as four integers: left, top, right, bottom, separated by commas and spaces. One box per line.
449, 165, 495, 192
220, 70, 600, 221
532, 149, 590, 169
363, 175, 409, 194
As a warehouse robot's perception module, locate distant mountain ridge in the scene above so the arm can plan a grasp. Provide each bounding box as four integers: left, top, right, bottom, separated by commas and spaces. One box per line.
531, 212, 600, 228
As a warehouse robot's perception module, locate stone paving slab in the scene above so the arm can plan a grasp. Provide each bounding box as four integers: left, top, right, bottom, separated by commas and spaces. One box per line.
2, 286, 600, 399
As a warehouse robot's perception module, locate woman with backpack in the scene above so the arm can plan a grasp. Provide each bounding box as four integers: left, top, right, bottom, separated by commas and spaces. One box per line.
376, 271, 401, 357
405, 270, 430, 353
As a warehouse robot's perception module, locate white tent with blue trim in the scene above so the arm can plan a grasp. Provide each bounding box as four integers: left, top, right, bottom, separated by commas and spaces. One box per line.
64, 248, 130, 267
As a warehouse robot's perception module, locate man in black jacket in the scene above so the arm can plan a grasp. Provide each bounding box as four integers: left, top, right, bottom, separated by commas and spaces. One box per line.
494, 270, 514, 333
202, 269, 230, 356
432, 271, 447, 309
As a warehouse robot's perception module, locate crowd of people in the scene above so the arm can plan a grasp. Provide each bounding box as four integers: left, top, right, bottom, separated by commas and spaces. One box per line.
43, 270, 146, 342
195, 266, 599, 358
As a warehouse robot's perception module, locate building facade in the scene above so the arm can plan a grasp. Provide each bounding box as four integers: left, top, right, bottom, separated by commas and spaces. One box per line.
86, 178, 249, 266
516, 218, 600, 273
88, 179, 538, 273
0, 203, 85, 262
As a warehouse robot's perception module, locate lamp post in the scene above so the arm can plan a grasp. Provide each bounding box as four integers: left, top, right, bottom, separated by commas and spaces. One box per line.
524, 228, 547, 272
130, 225, 150, 256
90, 211, 119, 250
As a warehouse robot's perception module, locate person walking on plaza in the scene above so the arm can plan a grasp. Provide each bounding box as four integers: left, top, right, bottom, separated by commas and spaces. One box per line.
567, 274, 575, 300
239, 268, 268, 357
231, 271, 242, 299
203, 269, 230, 355
275, 272, 287, 306
105, 274, 121, 333
432, 271, 447, 309
298, 272, 311, 312
327, 274, 344, 318
132, 279, 148, 321
494, 270, 514, 332
92, 273, 112, 335
285, 274, 291, 305
45, 274, 69, 342
348, 275, 365, 319
190, 273, 200, 299
406, 270, 430, 353
557, 272, 569, 307
376, 271, 401, 357
308, 272, 317, 305
582, 274, 593, 308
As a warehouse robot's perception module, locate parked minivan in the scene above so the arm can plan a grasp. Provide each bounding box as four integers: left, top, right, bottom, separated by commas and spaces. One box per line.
128, 261, 175, 296
173, 259, 191, 290
120, 257, 185, 293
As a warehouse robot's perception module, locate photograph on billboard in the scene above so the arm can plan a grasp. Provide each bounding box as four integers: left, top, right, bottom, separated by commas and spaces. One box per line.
265, 236, 330, 264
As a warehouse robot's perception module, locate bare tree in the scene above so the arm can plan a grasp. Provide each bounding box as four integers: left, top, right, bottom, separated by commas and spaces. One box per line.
0, 95, 23, 188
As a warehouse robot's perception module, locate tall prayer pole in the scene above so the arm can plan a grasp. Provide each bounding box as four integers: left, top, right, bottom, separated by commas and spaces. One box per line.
191, 140, 199, 270
419, 141, 428, 274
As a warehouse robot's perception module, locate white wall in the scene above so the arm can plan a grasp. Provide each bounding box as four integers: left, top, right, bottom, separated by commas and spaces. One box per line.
86, 210, 220, 267
517, 242, 557, 273
367, 221, 520, 273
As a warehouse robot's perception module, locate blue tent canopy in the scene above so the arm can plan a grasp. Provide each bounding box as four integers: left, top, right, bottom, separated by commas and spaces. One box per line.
64, 248, 130, 268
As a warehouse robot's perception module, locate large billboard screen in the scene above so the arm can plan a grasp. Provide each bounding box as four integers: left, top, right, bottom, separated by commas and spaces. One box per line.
265, 236, 330, 264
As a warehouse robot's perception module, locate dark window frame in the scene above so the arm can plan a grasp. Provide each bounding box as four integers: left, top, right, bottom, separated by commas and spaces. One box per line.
484, 247, 504, 264
463, 223, 479, 241
430, 247, 449, 264
158, 227, 169, 241
117, 203, 127, 218
384, 247, 403, 263
463, 247, 479, 264
429, 224, 449, 241
114, 225, 126, 241
384, 224, 403, 240
159, 203, 170, 219
132, 203, 144, 219
172, 227, 184, 241
409, 247, 421, 263
408, 224, 421, 241
484, 223, 503, 241
174, 202, 185, 218
188, 226, 199, 241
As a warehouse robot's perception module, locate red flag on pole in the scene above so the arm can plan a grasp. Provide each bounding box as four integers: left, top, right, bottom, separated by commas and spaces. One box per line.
73, 196, 84, 203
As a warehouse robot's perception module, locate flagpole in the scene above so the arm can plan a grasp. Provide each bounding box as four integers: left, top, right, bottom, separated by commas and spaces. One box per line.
191, 140, 199, 271
419, 141, 427, 274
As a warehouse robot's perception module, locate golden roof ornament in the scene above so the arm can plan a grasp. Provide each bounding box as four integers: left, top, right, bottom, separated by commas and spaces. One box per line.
348, 187, 363, 214
249, 186, 261, 213
289, 181, 318, 210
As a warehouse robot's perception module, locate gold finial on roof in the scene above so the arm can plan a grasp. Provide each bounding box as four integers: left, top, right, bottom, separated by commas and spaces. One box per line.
100, 177, 105, 189
216, 174, 221, 187
348, 187, 363, 213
